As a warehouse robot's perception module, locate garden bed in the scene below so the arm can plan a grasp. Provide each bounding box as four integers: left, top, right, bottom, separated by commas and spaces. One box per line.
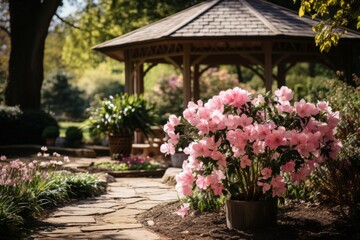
138, 201, 360, 240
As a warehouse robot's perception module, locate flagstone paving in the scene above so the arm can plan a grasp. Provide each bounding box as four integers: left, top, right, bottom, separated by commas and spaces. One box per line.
32, 178, 177, 240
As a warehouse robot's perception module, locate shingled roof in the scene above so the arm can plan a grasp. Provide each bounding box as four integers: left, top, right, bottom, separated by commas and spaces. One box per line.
94, 0, 360, 50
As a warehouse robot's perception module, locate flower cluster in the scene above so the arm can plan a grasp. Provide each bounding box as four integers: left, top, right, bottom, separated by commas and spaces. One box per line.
161, 87, 341, 216
0, 147, 70, 186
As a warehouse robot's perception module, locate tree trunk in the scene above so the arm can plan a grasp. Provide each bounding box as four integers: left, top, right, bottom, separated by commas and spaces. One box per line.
5, 0, 61, 110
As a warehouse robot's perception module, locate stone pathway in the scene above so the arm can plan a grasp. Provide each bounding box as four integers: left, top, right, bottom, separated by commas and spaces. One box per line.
32, 178, 177, 240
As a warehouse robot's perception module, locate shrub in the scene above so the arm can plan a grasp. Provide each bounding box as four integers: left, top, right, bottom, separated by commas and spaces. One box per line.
42, 126, 60, 140
0, 107, 58, 145
65, 127, 83, 148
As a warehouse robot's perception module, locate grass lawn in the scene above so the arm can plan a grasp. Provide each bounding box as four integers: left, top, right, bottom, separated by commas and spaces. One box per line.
59, 121, 91, 142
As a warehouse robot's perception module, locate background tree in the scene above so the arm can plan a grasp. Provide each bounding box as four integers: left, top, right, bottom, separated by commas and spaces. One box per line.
296, 0, 360, 52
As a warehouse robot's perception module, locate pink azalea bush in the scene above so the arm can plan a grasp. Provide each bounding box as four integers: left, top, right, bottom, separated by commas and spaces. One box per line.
160, 86, 341, 216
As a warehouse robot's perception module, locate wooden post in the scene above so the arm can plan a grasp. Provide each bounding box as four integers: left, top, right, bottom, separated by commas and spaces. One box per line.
134, 62, 144, 94
183, 44, 192, 108
193, 64, 200, 101
263, 42, 273, 92
124, 50, 134, 94
277, 62, 286, 87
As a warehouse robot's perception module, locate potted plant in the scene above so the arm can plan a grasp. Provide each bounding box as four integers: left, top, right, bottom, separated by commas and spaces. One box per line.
161, 117, 191, 167
88, 93, 157, 158
42, 126, 60, 146
161, 86, 341, 230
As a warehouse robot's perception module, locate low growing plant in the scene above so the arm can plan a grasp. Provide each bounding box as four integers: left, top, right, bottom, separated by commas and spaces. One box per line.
96, 155, 161, 171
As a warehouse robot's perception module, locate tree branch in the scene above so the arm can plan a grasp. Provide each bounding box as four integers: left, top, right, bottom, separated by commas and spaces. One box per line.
54, 12, 82, 30
0, 25, 10, 37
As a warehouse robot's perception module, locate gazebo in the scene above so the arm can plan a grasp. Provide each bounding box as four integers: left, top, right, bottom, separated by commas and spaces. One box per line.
94, 0, 360, 107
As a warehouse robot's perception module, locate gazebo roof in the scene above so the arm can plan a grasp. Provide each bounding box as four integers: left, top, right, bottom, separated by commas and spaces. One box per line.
94, 0, 360, 52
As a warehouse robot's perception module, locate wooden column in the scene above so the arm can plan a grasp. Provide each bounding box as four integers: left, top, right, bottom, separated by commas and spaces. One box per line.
277, 62, 286, 87
263, 42, 273, 92
183, 44, 192, 108
193, 64, 200, 101
124, 50, 134, 94
134, 62, 144, 94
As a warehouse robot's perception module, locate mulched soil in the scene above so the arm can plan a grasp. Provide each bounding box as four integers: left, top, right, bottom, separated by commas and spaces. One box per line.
138, 200, 360, 240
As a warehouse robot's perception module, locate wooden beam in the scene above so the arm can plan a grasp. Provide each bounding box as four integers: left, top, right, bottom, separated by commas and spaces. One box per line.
263, 42, 273, 92
134, 62, 144, 94
183, 44, 192, 108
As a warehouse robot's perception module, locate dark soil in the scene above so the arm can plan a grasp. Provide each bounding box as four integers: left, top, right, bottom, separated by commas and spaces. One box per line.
138, 201, 360, 240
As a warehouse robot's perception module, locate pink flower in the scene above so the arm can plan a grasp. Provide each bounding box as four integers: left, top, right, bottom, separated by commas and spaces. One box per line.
257, 181, 271, 193
275, 86, 294, 102
261, 168, 272, 179
37, 152, 42, 157
270, 175, 286, 197
280, 161, 295, 173
211, 183, 224, 196
63, 156, 70, 163
196, 175, 208, 190
295, 99, 319, 118
265, 128, 286, 150
175, 203, 190, 218
41, 146, 48, 152
53, 152, 61, 157
240, 155, 251, 169
169, 114, 181, 125
160, 143, 175, 155
0, 155, 6, 161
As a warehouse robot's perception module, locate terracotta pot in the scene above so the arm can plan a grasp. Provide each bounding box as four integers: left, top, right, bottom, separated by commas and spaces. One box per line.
225, 198, 277, 230
170, 153, 189, 168
46, 138, 56, 147
108, 133, 132, 158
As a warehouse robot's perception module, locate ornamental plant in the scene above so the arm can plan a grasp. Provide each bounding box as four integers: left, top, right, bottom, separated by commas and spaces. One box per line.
160, 86, 341, 217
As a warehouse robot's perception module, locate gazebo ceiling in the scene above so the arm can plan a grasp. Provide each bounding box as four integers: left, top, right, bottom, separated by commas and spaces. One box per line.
93, 0, 360, 61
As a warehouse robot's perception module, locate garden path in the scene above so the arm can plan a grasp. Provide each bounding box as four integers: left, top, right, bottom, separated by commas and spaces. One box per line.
31, 177, 177, 239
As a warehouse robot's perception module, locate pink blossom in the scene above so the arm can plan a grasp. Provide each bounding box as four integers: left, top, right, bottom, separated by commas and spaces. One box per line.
41, 146, 48, 152
211, 183, 224, 196
240, 155, 251, 169
275, 86, 294, 102
280, 161, 295, 173
295, 99, 319, 118
257, 181, 271, 193
261, 168, 272, 179
53, 152, 61, 157
160, 143, 175, 155
265, 128, 286, 150
175, 203, 190, 218
37, 152, 42, 157
0, 155, 6, 161
253, 140, 265, 154
63, 156, 70, 163
270, 175, 286, 197
169, 114, 181, 125
196, 175, 208, 190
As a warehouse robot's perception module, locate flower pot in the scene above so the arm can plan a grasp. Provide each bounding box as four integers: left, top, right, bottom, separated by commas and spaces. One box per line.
225, 198, 277, 230
46, 138, 56, 147
108, 133, 132, 158
170, 153, 189, 168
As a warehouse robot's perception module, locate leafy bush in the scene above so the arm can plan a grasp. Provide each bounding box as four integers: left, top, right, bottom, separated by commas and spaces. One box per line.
96, 156, 161, 171
309, 78, 360, 218
42, 126, 60, 139
0, 106, 58, 145
65, 126, 83, 147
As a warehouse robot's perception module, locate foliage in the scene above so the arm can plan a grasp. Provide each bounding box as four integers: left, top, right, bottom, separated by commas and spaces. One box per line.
88, 93, 157, 137
65, 126, 83, 147
0, 150, 106, 237
161, 86, 340, 216
296, 0, 360, 52
42, 126, 60, 140
96, 156, 161, 171
42, 72, 88, 120
0, 106, 58, 145
309, 78, 360, 217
